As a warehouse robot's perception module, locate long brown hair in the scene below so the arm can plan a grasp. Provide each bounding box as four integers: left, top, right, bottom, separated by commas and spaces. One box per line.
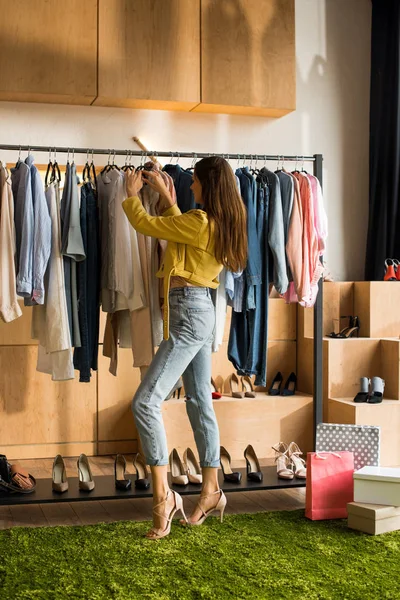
194, 157, 247, 272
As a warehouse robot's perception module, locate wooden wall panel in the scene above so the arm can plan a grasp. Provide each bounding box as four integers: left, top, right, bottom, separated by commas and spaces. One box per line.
354, 282, 400, 339
0, 0, 97, 104
195, 0, 295, 117
162, 394, 313, 464
0, 302, 36, 346
97, 350, 139, 443
0, 346, 96, 451
95, 0, 200, 110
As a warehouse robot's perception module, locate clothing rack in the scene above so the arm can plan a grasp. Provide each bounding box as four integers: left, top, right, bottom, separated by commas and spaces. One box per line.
0, 144, 323, 505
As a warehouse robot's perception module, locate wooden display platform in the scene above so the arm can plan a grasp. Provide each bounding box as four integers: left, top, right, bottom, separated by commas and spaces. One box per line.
328, 397, 400, 466
162, 393, 314, 463
0, 467, 306, 506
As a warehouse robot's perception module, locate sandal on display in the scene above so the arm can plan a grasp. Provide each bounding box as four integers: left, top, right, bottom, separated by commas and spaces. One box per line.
384, 259, 397, 281
0, 455, 36, 494
180, 489, 227, 526
114, 454, 131, 491
394, 259, 400, 281
211, 378, 222, 399
169, 449, 189, 486
146, 489, 187, 540
329, 316, 360, 338
241, 376, 256, 398
281, 372, 297, 396
77, 454, 95, 492
288, 442, 307, 479
268, 372, 283, 396
133, 453, 150, 490
183, 448, 202, 484
228, 373, 244, 398
244, 444, 263, 482
353, 377, 370, 403
52, 454, 68, 493
368, 376, 385, 404
220, 446, 242, 483
272, 443, 294, 480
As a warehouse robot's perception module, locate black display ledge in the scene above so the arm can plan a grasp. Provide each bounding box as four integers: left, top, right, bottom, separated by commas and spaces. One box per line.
0, 467, 306, 506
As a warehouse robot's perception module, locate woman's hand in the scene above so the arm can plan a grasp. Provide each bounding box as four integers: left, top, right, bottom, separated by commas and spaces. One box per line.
142, 170, 174, 208
126, 168, 144, 198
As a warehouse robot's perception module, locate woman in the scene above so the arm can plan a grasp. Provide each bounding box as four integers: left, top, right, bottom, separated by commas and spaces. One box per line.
123, 156, 247, 539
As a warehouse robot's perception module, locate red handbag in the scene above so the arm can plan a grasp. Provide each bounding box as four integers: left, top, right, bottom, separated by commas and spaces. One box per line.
305, 451, 354, 520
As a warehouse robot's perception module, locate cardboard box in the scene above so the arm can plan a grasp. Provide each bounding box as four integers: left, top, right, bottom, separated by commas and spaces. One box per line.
354, 466, 400, 506
347, 501, 400, 535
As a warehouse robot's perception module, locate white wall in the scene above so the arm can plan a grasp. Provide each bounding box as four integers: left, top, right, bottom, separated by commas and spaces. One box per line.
0, 0, 371, 281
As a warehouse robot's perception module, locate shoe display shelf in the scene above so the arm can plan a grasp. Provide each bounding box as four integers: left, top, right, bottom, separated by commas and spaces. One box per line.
304, 282, 400, 467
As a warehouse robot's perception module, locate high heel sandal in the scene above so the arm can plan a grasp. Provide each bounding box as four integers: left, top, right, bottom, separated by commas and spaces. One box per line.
329, 316, 360, 338
241, 375, 256, 398
169, 448, 189, 486
181, 489, 227, 526
272, 442, 294, 480
146, 489, 187, 540
183, 448, 202, 484
384, 258, 397, 281
244, 444, 263, 482
287, 442, 307, 479
228, 373, 244, 398
220, 446, 242, 483
133, 453, 150, 490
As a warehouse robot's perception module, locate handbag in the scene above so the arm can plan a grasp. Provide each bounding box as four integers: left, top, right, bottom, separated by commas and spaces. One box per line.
0, 454, 36, 494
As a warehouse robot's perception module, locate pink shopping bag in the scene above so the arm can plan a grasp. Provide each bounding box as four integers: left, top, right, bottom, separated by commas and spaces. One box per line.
305, 451, 354, 520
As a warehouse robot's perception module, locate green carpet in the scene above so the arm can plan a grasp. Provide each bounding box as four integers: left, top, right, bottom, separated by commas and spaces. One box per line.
0, 510, 399, 600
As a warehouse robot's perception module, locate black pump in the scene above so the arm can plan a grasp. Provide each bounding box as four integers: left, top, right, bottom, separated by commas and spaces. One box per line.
244, 444, 263, 482
281, 372, 297, 396
114, 454, 132, 491
268, 372, 283, 396
220, 446, 242, 483
133, 453, 150, 490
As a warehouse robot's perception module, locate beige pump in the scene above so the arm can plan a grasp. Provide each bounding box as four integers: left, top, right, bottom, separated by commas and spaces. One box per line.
169, 448, 189, 486
183, 447, 202, 484
77, 453, 95, 492
228, 373, 244, 398
241, 375, 256, 398
52, 454, 68, 493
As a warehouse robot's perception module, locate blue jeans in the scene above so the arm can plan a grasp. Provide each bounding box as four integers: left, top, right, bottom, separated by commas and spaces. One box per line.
132, 287, 220, 467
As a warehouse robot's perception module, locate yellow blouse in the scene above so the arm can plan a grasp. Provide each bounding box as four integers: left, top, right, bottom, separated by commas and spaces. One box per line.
122, 196, 223, 339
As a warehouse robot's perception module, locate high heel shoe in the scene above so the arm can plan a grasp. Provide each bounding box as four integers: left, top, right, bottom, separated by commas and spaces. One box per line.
241, 375, 256, 398
133, 452, 150, 490
220, 446, 242, 483
169, 448, 189, 486
268, 372, 283, 395
244, 444, 263, 482
181, 489, 227, 526
114, 454, 131, 491
287, 442, 307, 479
281, 372, 297, 396
384, 258, 397, 281
183, 448, 202, 484
329, 316, 360, 338
211, 377, 222, 399
228, 373, 244, 398
52, 454, 68, 493
146, 489, 187, 540
77, 453, 95, 492
272, 442, 294, 480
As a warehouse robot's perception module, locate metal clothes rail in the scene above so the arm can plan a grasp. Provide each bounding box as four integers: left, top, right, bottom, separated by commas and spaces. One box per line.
0, 144, 317, 163
0, 144, 324, 504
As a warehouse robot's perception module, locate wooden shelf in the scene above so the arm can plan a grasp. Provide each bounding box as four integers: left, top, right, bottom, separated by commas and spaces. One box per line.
328, 397, 400, 466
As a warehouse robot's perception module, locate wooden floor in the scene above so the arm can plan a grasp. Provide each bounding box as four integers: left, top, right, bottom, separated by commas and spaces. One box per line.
0, 456, 305, 529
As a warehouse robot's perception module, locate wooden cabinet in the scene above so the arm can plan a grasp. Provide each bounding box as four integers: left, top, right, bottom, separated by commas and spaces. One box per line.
194, 0, 296, 117
94, 0, 201, 111
0, 0, 97, 105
